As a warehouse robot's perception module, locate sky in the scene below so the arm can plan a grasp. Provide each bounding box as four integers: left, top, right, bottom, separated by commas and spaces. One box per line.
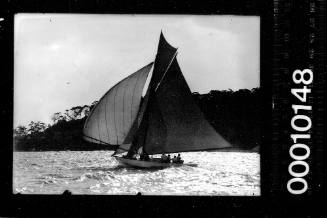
14, 14, 260, 127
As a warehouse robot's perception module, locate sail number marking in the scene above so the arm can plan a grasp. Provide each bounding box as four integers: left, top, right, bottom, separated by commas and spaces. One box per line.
287, 69, 313, 195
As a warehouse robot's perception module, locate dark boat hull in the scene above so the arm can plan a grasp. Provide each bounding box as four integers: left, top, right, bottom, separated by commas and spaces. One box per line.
114, 157, 183, 168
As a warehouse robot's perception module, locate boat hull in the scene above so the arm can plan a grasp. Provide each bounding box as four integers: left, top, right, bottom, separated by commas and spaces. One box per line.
114, 157, 183, 168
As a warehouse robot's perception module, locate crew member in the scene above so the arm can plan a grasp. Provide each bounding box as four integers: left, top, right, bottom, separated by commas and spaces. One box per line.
167, 154, 171, 163
176, 154, 183, 164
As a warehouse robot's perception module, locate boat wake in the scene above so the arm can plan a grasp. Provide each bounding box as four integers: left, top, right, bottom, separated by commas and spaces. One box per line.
183, 163, 198, 167
75, 165, 127, 172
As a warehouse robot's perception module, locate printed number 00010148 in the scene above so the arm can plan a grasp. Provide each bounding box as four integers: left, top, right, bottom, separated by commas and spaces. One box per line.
288, 69, 313, 195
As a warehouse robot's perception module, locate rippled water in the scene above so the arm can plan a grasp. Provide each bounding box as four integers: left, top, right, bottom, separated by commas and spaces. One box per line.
13, 151, 260, 195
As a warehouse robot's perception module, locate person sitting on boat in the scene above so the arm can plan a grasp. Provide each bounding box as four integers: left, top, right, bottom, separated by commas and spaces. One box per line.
176, 154, 183, 164
167, 154, 171, 163
172, 155, 177, 163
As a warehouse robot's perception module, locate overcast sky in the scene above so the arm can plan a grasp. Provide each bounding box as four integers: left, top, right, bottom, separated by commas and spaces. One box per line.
14, 14, 260, 127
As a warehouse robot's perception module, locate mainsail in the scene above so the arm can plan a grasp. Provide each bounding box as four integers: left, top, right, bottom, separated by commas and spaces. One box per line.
143, 57, 231, 154
83, 62, 153, 145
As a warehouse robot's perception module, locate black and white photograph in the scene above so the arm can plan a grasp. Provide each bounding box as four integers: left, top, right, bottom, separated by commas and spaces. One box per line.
1, 0, 326, 216
13, 14, 261, 195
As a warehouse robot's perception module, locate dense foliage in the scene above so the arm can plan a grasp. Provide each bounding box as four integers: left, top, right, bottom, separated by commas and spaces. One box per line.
14, 88, 262, 151
193, 88, 263, 150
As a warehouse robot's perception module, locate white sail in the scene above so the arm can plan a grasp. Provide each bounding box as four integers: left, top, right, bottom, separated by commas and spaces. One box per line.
83, 63, 153, 145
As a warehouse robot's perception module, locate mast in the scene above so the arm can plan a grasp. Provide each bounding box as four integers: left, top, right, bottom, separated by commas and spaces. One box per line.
125, 32, 178, 156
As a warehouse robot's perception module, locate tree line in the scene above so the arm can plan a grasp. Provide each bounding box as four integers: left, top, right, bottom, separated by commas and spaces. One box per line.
193, 88, 263, 150
13, 88, 262, 151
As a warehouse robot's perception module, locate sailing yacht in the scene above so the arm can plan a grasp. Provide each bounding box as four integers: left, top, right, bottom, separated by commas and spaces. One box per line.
83, 32, 231, 168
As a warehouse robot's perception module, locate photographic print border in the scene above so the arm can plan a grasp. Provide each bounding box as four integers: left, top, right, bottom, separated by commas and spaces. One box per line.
1, 0, 325, 216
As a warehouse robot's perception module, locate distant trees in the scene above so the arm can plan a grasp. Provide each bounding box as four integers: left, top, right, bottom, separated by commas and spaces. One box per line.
13, 89, 262, 151
13, 100, 104, 151
14, 125, 29, 151
14, 125, 28, 137
51, 112, 66, 124
63, 105, 91, 122
193, 87, 263, 149
14, 121, 47, 151
51, 105, 93, 124
28, 121, 47, 134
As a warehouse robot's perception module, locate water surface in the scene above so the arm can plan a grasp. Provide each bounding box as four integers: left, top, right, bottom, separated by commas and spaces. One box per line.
13, 150, 260, 195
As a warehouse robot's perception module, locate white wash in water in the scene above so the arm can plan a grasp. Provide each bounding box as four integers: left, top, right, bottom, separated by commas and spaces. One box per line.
13, 150, 260, 195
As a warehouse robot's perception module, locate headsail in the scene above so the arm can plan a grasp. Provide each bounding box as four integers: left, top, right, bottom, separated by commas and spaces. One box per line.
83, 62, 153, 145
143, 57, 231, 154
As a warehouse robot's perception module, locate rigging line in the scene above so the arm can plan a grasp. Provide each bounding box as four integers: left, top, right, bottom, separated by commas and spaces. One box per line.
113, 83, 119, 145
83, 134, 112, 146
97, 103, 101, 143
155, 50, 178, 92
122, 76, 130, 138
104, 88, 110, 143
